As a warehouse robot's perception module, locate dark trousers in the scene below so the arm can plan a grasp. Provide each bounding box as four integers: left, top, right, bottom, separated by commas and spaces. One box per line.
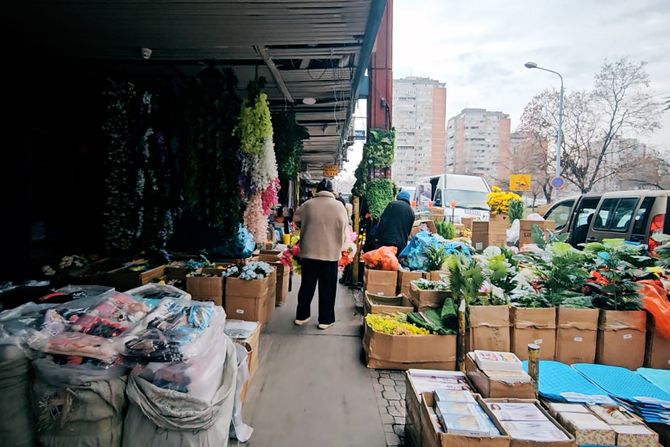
296, 258, 338, 324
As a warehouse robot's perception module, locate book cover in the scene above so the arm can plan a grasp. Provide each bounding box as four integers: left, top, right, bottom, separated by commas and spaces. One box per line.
501, 421, 569, 441
487, 402, 547, 421
474, 350, 522, 372
435, 402, 479, 417
434, 390, 477, 404
441, 413, 493, 436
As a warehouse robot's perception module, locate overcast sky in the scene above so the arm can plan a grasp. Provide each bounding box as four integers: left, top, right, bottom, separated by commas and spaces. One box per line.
393, 0, 670, 149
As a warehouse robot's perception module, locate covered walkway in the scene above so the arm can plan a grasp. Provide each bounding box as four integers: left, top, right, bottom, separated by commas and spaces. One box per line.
240, 278, 388, 446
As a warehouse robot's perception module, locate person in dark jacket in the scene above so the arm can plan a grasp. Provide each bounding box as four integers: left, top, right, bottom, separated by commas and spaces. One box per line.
373, 191, 415, 253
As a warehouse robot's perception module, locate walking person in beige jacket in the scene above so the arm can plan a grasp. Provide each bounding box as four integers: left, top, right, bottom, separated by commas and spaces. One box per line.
293, 179, 349, 329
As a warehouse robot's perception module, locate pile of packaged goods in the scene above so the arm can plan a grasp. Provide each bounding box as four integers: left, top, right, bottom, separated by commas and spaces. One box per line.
0, 287, 242, 447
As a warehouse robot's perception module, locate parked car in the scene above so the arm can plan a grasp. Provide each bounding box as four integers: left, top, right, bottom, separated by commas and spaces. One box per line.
543, 190, 670, 250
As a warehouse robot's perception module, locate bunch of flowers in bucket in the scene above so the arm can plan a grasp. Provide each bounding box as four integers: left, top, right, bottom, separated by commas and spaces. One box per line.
339, 231, 359, 270
280, 234, 302, 275
486, 186, 521, 215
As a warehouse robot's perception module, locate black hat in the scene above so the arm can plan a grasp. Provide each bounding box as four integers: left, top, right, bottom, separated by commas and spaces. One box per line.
317, 179, 334, 192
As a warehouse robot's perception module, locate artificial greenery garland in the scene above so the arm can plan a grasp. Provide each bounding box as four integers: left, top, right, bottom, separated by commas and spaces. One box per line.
238, 92, 273, 155
365, 178, 396, 219
353, 128, 396, 197
183, 67, 243, 231
272, 110, 309, 181
101, 80, 141, 253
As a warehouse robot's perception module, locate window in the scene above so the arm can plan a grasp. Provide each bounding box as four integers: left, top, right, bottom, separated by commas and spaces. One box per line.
545, 200, 575, 230
572, 197, 601, 230
434, 189, 443, 207
632, 197, 655, 235
594, 198, 639, 231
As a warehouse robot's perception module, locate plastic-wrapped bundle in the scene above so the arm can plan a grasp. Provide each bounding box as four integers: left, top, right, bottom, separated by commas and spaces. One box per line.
124, 284, 192, 302
32, 359, 128, 447
29, 292, 151, 362
399, 231, 472, 271
122, 335, 237, 447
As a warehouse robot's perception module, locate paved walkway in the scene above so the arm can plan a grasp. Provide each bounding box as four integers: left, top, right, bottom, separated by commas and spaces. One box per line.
239, 276, 390, 447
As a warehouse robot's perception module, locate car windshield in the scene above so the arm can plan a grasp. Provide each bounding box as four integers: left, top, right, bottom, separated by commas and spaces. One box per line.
442, 189, 489, 209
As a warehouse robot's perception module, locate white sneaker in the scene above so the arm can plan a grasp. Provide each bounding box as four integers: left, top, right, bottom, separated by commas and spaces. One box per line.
294, 317, 311, 326
318, 323, 334, 330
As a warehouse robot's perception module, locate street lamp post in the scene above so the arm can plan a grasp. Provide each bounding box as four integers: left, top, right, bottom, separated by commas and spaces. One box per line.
524, 62, 564, 179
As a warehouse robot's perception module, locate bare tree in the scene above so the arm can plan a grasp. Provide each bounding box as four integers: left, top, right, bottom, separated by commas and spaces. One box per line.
508, 130, 553, 204
619, 149, 670, 190
519, 58, 663, 193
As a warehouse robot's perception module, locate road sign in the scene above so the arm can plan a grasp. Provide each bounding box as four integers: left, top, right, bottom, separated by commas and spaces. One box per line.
550, 176, 566, 189
509, 174, 531, 191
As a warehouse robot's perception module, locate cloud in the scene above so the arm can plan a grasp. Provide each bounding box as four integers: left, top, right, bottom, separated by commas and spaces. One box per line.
393, 0, 670, 147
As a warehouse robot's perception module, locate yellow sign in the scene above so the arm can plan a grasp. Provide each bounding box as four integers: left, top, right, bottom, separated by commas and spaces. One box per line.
323, 164, 338, 177
509, 174, 531, 191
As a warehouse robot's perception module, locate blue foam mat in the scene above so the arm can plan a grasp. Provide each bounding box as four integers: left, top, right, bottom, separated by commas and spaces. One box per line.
521, 360, 615, 404
637, 368, 670, 395
573, 363, 670, 424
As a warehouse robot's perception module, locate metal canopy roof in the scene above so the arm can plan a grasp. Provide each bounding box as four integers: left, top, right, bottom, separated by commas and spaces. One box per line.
10, 0, 386, 174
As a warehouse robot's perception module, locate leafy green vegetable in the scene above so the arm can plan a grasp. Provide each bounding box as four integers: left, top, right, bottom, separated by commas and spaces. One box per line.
435, 221, 456, 240
446, 254, 486, 305
425, 246, 449, 271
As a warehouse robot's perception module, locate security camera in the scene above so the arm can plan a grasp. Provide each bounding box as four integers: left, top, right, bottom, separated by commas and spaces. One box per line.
141, 48, 152, 60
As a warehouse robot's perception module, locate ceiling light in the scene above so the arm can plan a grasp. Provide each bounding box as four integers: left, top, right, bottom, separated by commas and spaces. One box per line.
302, 97, 316, 105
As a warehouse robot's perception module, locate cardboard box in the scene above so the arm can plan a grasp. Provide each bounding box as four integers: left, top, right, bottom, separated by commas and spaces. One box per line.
226, 275, 271, 298
645, 316, 670, 369
558, 412, 616, 446
555, 307, 599, 364
364, 292, 413, 316
410, 282, 451, 311
364, 268, 399, 296
467, 305, 511, 353
399, 270, 425, 297
483, 398, 576, 447
596, 310, 646, 370
363, 323, 457, 370
428, 271, 448, 281
186, 275, 224, 306
510, 307, 556, 361
612, 425, 659, 447
201, 262, 234, 276
488, 215, 509, 247
264, 269, 277, 322
104, 263, 165, 290
241, 322, 261, 378
472, 221, 490, 251
543, 403, 590, 420
258, 250, 282, 263
519, 220, 555, 247
412, 219, 438, 238
164, 262, 197, 281
430, 207, 446, 223
461, 216, 477, 232
272, 262, 290, 306
406, 369, 477, 447
465, 353, 535, 399
421, 392, 511, 447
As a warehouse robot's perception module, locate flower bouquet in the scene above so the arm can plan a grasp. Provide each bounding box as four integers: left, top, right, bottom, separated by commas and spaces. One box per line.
339, 231, 359, 270
280, 235, 301, 275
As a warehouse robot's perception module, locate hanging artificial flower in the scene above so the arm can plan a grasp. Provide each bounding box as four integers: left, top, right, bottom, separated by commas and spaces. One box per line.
243, 193, 268, 243
261, 179, 280, 215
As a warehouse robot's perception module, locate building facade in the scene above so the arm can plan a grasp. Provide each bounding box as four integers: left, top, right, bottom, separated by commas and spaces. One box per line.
391, 77, 447, 187
446, 108, 511, 185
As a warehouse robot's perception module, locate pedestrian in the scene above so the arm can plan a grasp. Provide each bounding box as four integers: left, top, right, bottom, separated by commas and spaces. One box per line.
293, 179, 349, 330
372, 190, 416, 253
336, 192, 346, 208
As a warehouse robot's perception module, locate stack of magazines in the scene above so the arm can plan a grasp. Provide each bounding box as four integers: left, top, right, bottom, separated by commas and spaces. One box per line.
434, 390, 500, 436
486, 402, 569, 442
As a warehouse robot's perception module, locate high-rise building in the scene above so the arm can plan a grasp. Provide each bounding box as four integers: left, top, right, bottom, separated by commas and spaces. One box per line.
391, 77, 447, 187
446, 108, 511, 185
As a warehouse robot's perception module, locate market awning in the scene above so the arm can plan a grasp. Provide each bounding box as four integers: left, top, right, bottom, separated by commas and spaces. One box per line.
9, 0, 387, 173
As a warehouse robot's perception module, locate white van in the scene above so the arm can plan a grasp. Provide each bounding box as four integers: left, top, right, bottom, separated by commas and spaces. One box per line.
414, 174, 491, 223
